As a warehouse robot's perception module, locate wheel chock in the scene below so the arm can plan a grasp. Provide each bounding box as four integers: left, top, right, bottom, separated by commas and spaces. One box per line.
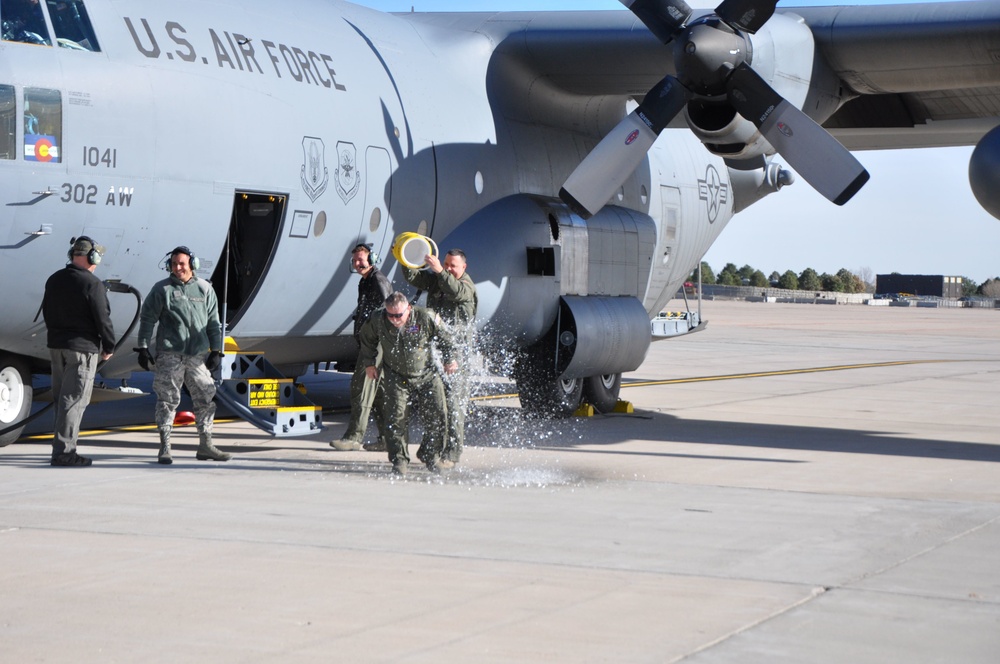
574, 402, 596, 417
612, 400, 634, 414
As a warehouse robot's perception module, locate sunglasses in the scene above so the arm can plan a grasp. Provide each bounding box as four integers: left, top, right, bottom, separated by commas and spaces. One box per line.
386, 310, 406, 319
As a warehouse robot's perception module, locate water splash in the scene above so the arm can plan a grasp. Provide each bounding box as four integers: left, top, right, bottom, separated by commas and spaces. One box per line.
347, 329, 592, 488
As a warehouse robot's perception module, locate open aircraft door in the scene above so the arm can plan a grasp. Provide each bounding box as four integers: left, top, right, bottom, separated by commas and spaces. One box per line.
211, 191, 287, 329
209, 191, 325, 438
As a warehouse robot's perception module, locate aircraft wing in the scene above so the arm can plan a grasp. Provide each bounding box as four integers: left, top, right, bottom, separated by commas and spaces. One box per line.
794, 1, 1000, 150
400, 1, 1000, 151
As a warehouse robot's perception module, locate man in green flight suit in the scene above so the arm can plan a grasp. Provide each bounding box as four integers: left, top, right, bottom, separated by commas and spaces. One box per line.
402, 248, 477, 468
357, 292, 457, 476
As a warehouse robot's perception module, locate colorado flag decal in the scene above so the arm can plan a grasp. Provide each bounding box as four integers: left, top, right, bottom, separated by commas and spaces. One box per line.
25, 135, 60, 163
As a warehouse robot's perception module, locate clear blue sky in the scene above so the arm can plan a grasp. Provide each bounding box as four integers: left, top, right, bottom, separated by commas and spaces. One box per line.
350, 0, 1000, 284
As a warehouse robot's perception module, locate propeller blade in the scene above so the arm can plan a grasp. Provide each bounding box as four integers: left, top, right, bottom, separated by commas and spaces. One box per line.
726, 63, 869, 205
561, 76, 689, 218
619, 0, 693, 44
560, 115, 658, 219
715, 0, 777, 34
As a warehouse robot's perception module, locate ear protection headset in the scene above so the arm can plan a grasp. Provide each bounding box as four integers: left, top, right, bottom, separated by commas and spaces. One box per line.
163, 246, 200, 272
68, 236, 103, 266
352, 243, 379, 268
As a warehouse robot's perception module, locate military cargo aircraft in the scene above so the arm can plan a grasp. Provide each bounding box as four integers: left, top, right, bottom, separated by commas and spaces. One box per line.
2, 0, 999, 444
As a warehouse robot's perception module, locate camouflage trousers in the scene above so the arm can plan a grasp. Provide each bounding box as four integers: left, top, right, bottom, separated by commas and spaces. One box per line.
152, 352, 217, 432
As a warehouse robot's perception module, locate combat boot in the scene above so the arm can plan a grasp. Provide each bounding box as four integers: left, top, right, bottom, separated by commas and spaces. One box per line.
362, 437, 387, 452
196, 430, 232, 461
330, 438, 362, 451
157, 426, 173, 465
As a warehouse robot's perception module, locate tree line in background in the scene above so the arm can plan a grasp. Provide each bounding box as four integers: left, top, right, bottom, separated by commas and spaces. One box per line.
690, 263, 1000, 298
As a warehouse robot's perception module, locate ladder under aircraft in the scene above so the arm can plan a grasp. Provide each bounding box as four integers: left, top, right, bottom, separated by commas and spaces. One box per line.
214, 342, 324, 438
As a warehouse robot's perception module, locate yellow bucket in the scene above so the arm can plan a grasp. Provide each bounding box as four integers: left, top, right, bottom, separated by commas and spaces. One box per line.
391, 232, 438, 269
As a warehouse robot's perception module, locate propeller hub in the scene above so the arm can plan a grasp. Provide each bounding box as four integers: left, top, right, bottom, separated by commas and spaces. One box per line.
567, 0, 870, 211
673, 19, 748, 96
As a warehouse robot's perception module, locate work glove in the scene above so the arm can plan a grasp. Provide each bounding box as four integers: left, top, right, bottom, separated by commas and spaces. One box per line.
205, 350, 224, 373
134, 347, 154, 371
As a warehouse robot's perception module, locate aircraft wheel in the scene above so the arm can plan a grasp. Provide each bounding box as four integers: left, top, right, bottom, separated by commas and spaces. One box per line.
516, 370, 583, 419
0, 354, 32, 447
582, 373, 622, 413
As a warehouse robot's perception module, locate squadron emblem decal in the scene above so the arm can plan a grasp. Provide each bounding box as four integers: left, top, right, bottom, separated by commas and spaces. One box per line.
335, 141, 361, 205
697, 165, 729, 224
300, 137, 329, 202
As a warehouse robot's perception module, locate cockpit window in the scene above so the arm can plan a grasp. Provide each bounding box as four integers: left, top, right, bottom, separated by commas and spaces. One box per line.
0, 0, 99, 50
0, 85, 15, 160
47, 0, 99, 51
1, 0, 52, 46
24, 87, 61, 163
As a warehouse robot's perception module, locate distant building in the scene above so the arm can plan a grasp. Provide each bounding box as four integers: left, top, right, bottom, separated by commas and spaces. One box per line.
875, 274, 964, 298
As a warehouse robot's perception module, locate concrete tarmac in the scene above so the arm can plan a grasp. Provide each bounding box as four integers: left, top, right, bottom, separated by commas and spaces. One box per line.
2, 301, 998, 663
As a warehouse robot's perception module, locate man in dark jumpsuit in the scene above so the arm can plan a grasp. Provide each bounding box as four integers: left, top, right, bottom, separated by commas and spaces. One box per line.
42, 236, 116, 466
357, 292, 457, 475
331, 243, 392, 451
402, 248, 477, 468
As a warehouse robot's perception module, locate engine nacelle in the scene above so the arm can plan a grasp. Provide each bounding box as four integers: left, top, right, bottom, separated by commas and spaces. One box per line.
685, 99, 772, 163
685, 12, 844, 167
436, 194, 655, 378
970, 124, 1000, 221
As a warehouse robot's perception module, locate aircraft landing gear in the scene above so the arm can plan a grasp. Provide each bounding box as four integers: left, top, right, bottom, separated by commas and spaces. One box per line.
582, 373, 622, 413
0, 354, 32, 447
511, 295, 639, 418
515, 369, 583, 419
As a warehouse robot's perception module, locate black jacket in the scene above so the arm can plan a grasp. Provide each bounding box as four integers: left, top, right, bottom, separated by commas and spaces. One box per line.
353, 267, 392, 340
42, 264, 116, 354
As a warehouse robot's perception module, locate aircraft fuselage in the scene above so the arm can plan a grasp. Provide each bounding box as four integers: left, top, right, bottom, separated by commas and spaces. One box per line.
0, 0, 733, 377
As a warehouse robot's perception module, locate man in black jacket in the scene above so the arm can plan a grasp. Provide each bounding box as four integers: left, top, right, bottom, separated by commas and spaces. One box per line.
42, 236, 115, 466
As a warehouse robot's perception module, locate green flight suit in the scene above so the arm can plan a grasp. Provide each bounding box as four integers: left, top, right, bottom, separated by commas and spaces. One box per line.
403, 266, 477, 461
402, 266, 477, 328
358, 306, 455, 467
